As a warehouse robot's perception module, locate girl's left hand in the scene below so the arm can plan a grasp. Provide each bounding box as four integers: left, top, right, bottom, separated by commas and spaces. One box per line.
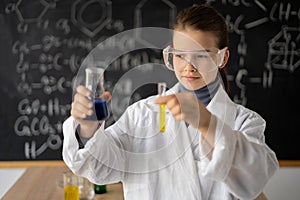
155, 92, 212, 132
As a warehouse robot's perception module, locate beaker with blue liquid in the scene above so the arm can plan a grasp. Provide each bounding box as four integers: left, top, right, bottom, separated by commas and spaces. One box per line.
85, 67, 109, 121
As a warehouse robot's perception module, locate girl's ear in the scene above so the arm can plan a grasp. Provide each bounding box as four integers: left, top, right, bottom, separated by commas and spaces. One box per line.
219, 48, 230, 69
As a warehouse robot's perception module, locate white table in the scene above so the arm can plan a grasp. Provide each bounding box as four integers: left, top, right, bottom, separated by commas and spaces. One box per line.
0, 168, 26, 199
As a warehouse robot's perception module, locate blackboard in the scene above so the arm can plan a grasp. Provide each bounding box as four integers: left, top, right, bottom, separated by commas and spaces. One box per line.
0, 0, 299, 161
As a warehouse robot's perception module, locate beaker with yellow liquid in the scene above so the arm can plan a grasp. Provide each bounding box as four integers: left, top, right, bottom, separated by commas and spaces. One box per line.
63, 172, 79, 200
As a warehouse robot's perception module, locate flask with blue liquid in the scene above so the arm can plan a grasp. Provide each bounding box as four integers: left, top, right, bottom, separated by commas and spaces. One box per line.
85, 67, 109, 121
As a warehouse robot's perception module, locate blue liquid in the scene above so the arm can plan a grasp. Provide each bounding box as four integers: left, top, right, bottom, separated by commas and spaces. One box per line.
85, 99, 109, 121
94, 99, 109, 120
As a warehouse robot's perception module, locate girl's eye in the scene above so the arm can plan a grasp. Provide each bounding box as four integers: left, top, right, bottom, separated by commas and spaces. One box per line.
174, 54, 184, 59
196, 54, 209, 59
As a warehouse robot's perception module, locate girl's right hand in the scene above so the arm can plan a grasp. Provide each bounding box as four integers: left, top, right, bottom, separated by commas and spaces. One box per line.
70, 85, 111, 138
71, 85, 94, 122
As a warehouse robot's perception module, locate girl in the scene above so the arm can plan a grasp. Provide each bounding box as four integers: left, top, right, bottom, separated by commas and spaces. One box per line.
63, 4, 278, 200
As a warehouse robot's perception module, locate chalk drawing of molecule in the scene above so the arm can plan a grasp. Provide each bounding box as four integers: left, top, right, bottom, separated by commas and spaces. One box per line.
71, 0, 112, 37
264, 26, 300, 88
5, 0, 57, 33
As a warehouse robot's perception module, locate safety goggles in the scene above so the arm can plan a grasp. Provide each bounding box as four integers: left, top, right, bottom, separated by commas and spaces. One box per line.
162, 45, 227, 72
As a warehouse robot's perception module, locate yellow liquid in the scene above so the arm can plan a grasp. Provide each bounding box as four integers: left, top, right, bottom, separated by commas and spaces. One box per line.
64, 186, 79, 200
160, 104, 166, 132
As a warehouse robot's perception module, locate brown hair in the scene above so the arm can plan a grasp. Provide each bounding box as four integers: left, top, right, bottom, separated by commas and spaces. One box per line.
173, 4, 230, 93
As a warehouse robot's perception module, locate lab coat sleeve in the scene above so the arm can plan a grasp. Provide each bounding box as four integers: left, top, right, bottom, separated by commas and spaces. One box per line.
62, 116, 128, 185
199, 109, 279, 199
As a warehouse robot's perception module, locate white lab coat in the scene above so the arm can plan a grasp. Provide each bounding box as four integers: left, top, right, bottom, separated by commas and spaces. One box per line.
62, 83, 278, 200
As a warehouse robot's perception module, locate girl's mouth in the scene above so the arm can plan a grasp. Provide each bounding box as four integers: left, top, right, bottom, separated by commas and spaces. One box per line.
182, 76, 200, 82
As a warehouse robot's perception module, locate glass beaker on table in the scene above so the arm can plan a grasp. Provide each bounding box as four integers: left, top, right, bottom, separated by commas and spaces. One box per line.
63, 172, 79, 200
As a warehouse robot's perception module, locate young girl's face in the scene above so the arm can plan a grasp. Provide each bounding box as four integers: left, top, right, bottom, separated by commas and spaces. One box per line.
172, 28, 222, 90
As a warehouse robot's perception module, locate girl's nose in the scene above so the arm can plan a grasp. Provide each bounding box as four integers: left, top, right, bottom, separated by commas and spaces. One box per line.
184, 62, 197, 72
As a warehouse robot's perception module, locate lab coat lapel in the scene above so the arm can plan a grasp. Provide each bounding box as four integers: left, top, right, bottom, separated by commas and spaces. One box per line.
200, 86, 236, 199
206, 86, 237, 129
200, 86, 237, 200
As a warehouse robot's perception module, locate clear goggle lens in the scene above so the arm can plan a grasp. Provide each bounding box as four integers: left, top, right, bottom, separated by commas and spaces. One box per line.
163, 46, 226, 72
